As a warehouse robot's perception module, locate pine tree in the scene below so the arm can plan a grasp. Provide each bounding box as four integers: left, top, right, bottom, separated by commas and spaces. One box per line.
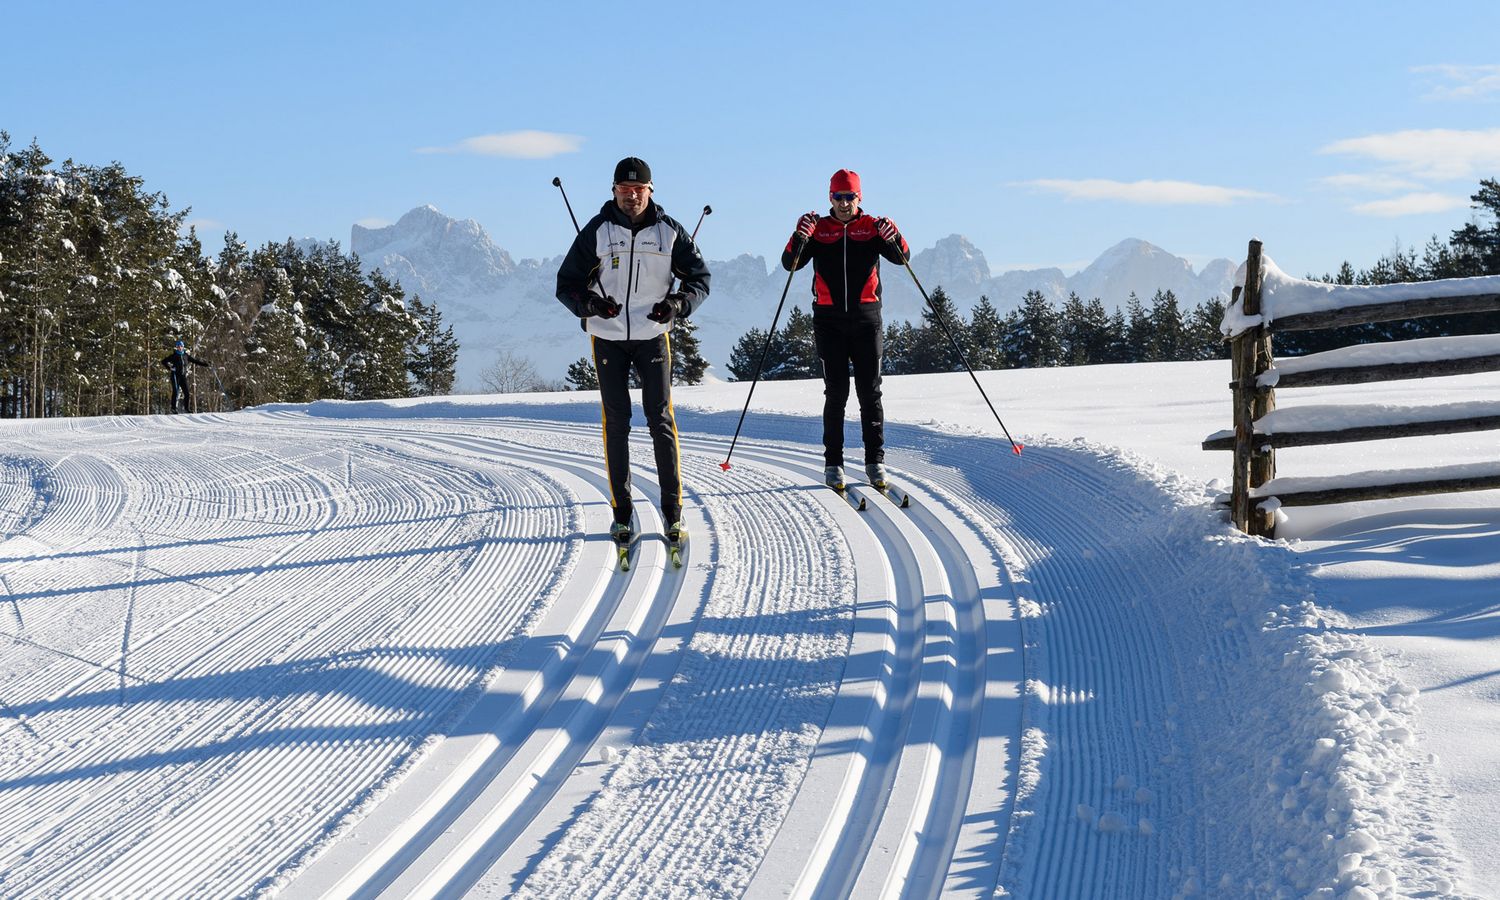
908, 285, 968, 373
1122, 293, 1152, 363
408, 296, 458, 396
1059, 293, 1114, 366
1185, 298, 1229, 360
777, 306, 820, 379
967, 295, 1006, 370
881, 320, 916, 375
1146, 289, 1186, 362
566, 356, 599, 390
1002, 290, 1062, 368
346, 269, 419, 400
1448, 178, 1500, 277
726, 327, 771, 381
244, 264, 311, 405
1102, 308, 1130, 363
726, 305, 818, 381
669, 315, 708, 384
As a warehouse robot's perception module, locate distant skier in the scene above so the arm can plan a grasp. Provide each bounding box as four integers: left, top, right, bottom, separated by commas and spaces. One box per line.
161, 339, 210, 413
555, 156, 711, 550
782, 169, 909, 491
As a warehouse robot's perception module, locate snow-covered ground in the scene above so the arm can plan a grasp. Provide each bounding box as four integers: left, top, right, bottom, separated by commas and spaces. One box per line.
1, 359, 1495, 898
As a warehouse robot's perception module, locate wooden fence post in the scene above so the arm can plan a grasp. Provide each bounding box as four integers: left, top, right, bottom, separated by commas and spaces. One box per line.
1231, 239, 1270, 535
1246, 241, 1276, 536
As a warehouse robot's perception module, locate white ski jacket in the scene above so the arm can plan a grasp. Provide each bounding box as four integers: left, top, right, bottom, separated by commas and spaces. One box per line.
556, 200, 711, 343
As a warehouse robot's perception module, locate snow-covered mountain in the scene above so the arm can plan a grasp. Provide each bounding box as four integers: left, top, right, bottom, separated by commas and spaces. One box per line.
349, 207, 1236, 389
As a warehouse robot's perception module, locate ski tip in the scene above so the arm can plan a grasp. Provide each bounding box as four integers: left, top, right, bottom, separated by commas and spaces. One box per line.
857, 497, 867, 511
901, 495, 911, 508
1012, 443, 1024, 455
719, 460, 732, 471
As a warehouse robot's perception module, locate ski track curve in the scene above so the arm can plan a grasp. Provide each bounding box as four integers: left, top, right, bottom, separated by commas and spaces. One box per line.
0, 405, 1337, 899
0, 414, 578, 898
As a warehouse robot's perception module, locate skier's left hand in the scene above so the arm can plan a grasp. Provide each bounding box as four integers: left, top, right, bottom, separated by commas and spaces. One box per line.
647, 291, 689, 324
876, 217, 901, 245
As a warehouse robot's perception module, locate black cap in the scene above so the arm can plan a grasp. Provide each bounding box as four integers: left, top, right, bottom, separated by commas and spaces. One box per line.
614, 156, 651, 185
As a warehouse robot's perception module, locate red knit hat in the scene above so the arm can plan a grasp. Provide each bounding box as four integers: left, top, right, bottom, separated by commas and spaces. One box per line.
829, 169, 861, 196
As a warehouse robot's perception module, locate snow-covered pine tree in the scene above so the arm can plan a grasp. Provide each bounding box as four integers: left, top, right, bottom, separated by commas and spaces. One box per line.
967, 295, 1006, 370
408, 296, 458, 396
244, 255, 313, 405
1145, 289, 1185, 363
1003, 289, 1063, 369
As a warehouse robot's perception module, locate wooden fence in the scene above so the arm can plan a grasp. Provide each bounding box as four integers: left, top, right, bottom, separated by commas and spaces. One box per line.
1203, 239, 1500, 537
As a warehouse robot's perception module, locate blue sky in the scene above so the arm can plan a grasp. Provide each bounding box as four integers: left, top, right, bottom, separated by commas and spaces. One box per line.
5, 1, 1499, 279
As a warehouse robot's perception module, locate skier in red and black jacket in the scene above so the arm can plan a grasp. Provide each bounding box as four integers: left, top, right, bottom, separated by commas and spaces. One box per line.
781, 169, 909, 491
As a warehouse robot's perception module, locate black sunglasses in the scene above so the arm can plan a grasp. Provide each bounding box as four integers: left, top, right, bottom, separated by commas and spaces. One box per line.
831, 191, 858, 201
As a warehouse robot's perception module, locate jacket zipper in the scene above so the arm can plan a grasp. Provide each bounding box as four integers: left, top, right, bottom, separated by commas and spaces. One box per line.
841, 221, 849, 314
625, 232, 636, 341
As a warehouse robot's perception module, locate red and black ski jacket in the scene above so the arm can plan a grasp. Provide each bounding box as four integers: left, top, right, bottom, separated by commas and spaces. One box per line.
780, 211, 908, 322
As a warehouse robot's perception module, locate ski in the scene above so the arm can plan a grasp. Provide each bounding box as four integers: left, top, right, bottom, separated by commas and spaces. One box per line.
666, 525, 686, 569
871, 481, 912, 508
830, 484, 867, 511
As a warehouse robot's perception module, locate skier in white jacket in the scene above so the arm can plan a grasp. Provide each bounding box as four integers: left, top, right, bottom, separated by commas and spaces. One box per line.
555, 156, 711, 545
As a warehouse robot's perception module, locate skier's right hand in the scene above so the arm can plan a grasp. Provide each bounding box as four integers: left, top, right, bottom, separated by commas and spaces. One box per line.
587, 294, 621, 319
794, 211, 818, 240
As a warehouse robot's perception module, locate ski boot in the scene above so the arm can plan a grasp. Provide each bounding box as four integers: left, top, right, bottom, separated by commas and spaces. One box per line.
610, 521, 634, 571
665, 520, 687, 569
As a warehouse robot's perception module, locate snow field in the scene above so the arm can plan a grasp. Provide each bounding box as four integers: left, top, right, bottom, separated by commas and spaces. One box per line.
0, 401, 1475, 899
0, 416, 576, 897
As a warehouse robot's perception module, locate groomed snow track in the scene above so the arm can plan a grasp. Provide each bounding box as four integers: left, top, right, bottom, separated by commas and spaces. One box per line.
0, 407, 1276, 898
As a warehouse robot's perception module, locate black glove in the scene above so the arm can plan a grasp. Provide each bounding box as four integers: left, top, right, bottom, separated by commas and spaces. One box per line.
647, 291, 689, 324
577, 293, 619, 319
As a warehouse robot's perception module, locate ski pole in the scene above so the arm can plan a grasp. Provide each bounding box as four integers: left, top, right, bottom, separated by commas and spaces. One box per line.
899, 254, 1023, 455
666, 205, 712, 296
720, 241, 805, 471
552, 177, 580, 233
212, 367, 231, 411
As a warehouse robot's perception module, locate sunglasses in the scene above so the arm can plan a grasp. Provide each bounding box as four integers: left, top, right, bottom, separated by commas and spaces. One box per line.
614, 183, 650, 195
831, 192, 859, 201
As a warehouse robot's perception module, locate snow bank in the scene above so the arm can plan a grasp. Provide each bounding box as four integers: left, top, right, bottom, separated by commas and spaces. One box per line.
1262, 334, 1500, 386
1223, 255, 1500, 338
1255, 399, 1500, 433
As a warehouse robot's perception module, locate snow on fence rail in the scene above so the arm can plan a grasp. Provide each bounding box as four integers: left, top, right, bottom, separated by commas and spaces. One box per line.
1203, 239, 1500, 537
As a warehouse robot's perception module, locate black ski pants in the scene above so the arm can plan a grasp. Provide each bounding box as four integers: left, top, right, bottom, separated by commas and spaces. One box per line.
814, 316, 884, 468
592, 333, 683, 528
169, 373, 191, 413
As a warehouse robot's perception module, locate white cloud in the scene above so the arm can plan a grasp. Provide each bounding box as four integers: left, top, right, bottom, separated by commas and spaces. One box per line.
1016, 178, 1276, 205
1320, 128, 1500, 181
182, 218, 223, 232
1318, 173, 1422, 193
1413, 64, 1500, 101
1350, 192, 1470, 218
417, 130, 584, 159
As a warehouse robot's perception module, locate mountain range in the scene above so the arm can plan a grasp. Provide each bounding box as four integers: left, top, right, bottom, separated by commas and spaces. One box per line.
350, 205, 1236, 390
